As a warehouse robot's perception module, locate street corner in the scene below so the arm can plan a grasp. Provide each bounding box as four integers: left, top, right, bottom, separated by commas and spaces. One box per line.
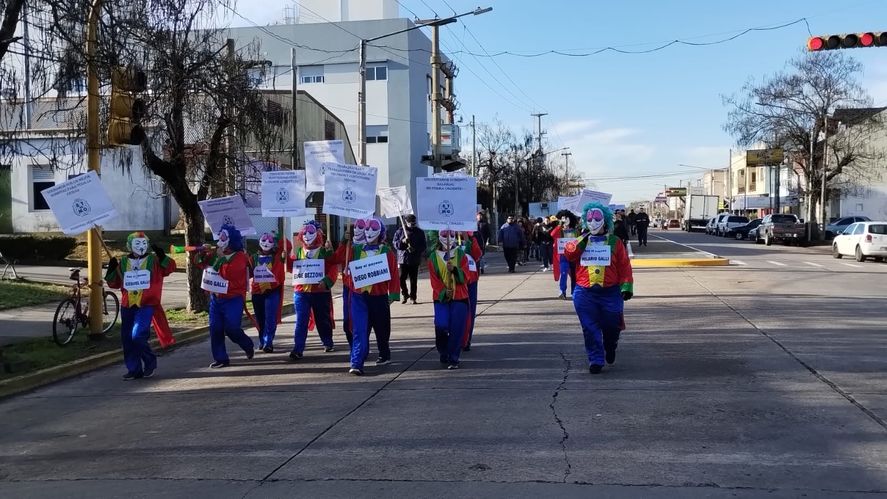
631, 256, 730, 268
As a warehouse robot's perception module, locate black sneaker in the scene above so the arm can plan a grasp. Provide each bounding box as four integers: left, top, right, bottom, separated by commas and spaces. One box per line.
289, 351, 303, 361
606, 350, 616, 365
375, 357, 391, 366
589, 365, 603, 374
401, 297, 408, 304
245, 348, 255, 360
122, 371, 142, 381
209, 361, 229, 369
558, 293, 567, 300
447, 363, 460, 370
263, 345, 274, 354
324, 346, 335, 353
143, 367, 156, 379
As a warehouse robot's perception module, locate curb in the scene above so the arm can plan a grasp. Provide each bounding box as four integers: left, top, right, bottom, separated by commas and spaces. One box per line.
631, 258, 730, 268
0, 302, 294, 400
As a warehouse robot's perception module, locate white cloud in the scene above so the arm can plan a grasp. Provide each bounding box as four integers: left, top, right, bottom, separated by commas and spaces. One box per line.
549, 119, 599, 138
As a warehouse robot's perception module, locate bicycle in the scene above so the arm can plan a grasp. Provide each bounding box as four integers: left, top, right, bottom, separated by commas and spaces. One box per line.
52, 268, 120, 346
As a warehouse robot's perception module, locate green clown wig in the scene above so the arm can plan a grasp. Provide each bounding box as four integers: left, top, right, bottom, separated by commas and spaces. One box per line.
125, 231, 149, 253
580, 202, 614, 234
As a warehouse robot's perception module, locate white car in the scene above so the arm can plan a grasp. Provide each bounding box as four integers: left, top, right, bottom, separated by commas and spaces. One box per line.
711, 213, 730, 236
832, 221, 887, 262
705, 217, 718, 235
717, 215, 749, 237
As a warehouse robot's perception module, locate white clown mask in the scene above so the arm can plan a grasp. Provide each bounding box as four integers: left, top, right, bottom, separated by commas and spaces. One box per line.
362, 218, 382, 244
301, 224, 319, 247
586, 208, 606, 235
353, 223, 366, 244
130, 237, 149, 257
439, 229, 457, 250
217, 229, 230, 251
259, 233, 276, 252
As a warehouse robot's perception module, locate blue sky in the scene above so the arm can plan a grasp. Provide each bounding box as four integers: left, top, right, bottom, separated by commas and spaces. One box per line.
239, 0, 887, 203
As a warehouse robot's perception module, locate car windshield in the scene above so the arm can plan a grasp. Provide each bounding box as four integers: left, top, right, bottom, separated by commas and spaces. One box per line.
869, 224, 887, 235
770, 215, 797, 223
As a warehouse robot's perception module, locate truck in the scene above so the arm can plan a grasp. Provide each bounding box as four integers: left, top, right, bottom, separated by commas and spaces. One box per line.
682, 194, 720, 232
757, 213, 806, 246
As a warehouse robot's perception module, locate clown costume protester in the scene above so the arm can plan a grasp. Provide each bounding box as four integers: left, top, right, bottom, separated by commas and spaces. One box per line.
459, 231, 483, 352
563, 203, 634, 374
249, 231, 289, 353
551, 209, 580, 299
289, 221, 340, 361
336, 221, 366, 347
344, 217, 399, 375
428, 229, 471, 369
193, 224, 256, 368
105, 232, 176, 380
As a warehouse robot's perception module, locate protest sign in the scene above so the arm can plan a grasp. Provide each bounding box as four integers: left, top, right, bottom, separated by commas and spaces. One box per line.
577, 189, 613, 208
580, 242, 612, 267
348, 253, 391, 288
304, 140, 345, 192
557, 194, 581, 215
201, 268, 229, 294
252, 263, 277, 283
40, 171, 117, 235
557, 237, 577, 255
261, 170, 307, 217
322, 163, 378, 218
292, 259, 325, 285
378, 186, 413, 218
198, 195, 256, 238
416, 176, 476, 232
123, 270, 151, 291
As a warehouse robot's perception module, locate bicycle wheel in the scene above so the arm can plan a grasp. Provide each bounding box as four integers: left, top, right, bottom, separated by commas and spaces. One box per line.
53, 298, 79, 346
101, 290, 120, 335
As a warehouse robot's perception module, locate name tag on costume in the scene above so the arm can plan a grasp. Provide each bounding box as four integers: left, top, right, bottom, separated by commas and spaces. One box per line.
557, 237, 577, 255
348, 253, 391, 288
467, 255, 477, 272
201, 268, 229, 294
252, 264, 277, 284
123, 270, 151, 291
580, 243, 612, 267
292, 259, 325, 285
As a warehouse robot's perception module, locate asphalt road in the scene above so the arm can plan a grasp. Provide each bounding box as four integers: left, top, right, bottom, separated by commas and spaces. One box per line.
1, 244, 886, 497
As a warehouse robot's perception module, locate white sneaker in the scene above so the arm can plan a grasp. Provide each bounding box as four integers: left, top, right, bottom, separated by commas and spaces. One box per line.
348, 368, 363, 376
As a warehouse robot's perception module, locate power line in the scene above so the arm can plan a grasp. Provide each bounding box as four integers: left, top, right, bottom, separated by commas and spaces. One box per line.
393, 0, 421, 20
418, 0, 440, 18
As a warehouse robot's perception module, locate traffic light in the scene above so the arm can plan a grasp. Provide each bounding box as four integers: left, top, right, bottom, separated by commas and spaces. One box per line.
107, 66, 147, 146
807, 32, 887, 51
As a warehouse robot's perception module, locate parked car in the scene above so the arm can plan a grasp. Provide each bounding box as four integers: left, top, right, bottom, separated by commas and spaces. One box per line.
719, 215, 750, 237
711, 213, 730, 236
729, 218, 762, 240
826, 216, 871, 239
832, 221, 887, 262
705, 217, 719, 235
748, 226, 760, 241
757, 213, 806, 246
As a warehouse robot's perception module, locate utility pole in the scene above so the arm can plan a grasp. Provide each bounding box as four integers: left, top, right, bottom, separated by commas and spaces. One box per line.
357, 39, 367, 165
225, 38, 235, 194
807, 129, 815, 242
282, 46, 298, 241
820, 115, 830, 241
85, 0, 104, 337
470, 114, 477, 176
531, 112, 547, 151
562, 151, 572, 194
430, 24, 443, 172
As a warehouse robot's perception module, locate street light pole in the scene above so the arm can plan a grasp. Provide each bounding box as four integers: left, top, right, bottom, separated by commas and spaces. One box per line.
85, 0, 104, 337
358, 39, 367, 165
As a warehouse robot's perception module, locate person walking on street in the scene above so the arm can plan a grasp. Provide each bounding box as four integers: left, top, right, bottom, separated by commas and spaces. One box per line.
476, 212, 491, 274
535, 217, 554, 271
393, 214, 427, 304
635, 207, 651, 247
627, 209, 638, 236
551, 210, 579, 299
498, 215, 524, 273
614, 210, 630, 249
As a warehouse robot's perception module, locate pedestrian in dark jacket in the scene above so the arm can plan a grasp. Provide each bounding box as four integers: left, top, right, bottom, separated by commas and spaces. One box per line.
635, 208, 650, 246
535, 218, 554, 270
627, 209, 638, 235
498, 215, 524, 273
614, 211, 630, 248
393, 214, 427, 304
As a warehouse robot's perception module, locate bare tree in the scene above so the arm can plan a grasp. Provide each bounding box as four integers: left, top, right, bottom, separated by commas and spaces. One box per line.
723, 51, 885, 231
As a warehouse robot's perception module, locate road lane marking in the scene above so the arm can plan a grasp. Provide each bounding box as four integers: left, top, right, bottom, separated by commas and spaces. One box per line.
804, 261, 824, 268
732, 260, 747, 266
650, 234, 720, 258
841, 263, 861, 268
766, 260, 787, 266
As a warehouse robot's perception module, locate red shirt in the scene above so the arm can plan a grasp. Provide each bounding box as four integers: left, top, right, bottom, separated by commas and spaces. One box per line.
194, 250, 250, 299
564, 234, 633, 293
428, 248, 470, 302
460, 236, 483, 284
105, 254, 176, 308
249, 239, 291, 295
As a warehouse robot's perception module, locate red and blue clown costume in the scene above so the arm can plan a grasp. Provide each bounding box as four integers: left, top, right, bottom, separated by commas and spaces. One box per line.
459, 231, 483, 351
105, 231, 176, 380
551, 209, 579, 299
343, 217, 399, 375
248, 231, 290, 353
193, 224, 255, 368
289, 221, 340, 360
563, 203, 634, 374
428, 229, 471, 369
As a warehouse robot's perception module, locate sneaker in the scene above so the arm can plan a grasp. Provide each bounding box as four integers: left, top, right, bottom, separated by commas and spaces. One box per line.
606, 349, 616, 365
324, 346, 335, 353
143, 367, 156, 379
258, 343, 265, 351
558, 293, 567, 300
209, 361, 229, 369
263, 345, 274, 354
288, 352, 303, 361
410, 299, 418, 305
480, 268, 485, 275
401, 297, 408, 304
447, 363, 460, 370
349, 368, 364, 376
122, 371, 142, 381
589, 365, 603, 374
245, 348, 255, 360
375, 357, 391, 366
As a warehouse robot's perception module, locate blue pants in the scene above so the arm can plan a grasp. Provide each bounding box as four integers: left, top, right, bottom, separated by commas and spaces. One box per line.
465, 281, 478, 346
342, 287, 353, 346
559, 255, 577, 295
252, 288, 281, 348
293, 291, 334, 354
572, 285, 623, 367
209, 295, 255, 363
350, 293, 391, 369
434, 300, 468, 365
120, 305, 156, 375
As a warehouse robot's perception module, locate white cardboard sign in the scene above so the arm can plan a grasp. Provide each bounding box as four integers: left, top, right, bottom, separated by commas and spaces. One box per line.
261, 170, 308, 217
580, 243, 612, 267
577, 189, 613, 209
557, 237, 577, 255
304, 140, 345, 192
252, 263, 277, 283
40, 171, 118, 235
416, 176, 477, 232
198, 195, 256, 239
292, 259, 325, 285
348, 253, 391, 288
557, 194, 581, 215
322, 163, 378, 219
123, 269, 151, 291
201, 268, 229, 294
378, 186, 414, 218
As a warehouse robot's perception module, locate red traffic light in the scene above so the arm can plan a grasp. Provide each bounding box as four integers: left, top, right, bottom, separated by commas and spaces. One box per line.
807, 32, 887, 51
808, 37, 824, 51
860, 32, 875, 46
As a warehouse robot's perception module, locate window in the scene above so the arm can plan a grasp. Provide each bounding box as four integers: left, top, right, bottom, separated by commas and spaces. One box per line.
366, 125, 388, 145
324, 119, 336, 140
869, 224, 887, 235
300, 75, 324, 84
367, 65, 387, 81
31, 166, 54, 211
853, 224, 865, 235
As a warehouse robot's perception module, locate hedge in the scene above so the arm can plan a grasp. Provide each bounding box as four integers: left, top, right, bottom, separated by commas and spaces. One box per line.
0, 235, 78, 261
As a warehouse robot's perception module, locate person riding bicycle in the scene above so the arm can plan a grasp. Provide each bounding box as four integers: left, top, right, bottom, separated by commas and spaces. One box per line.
105, 232, 176, 380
